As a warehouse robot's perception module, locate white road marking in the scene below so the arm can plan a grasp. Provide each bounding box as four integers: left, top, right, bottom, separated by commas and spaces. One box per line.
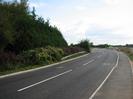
56, 66, 64, 69
97, 55, 102, 58
89, 52, 119, 99
83, 59, 95, 66
0, 53, 89, 79
103, 63, 111, 66
17, 69, 72, 92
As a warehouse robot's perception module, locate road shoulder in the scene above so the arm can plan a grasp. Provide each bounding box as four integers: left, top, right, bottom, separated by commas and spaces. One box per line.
93, 52, 133, 99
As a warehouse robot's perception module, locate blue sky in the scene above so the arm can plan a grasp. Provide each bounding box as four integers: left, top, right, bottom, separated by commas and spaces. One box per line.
11, 0, 133, 45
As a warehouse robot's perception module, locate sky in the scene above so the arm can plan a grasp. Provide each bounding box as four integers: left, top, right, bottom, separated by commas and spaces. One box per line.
28, 0, 133, 45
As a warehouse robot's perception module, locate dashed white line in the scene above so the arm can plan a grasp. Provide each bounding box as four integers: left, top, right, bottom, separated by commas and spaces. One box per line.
83, 59, 95, 66
89, 52, 119, 99
97, 55, 102, 58
17, 69, 72, 92
56, 66, 64, 69
0, 53, 89, 79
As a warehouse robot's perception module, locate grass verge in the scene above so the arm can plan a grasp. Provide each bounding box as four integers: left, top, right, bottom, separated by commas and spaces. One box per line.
62, 51, 87, 60
0, 51, 88, 76
119, 47, 133, 60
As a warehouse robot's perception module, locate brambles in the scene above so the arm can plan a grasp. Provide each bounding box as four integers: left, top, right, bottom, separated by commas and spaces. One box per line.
0, 46, 64, 72
19, 46, 64, 65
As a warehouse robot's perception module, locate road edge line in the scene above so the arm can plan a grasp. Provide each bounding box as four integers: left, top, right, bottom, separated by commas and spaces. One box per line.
128, 57, 133, 75
0, 53, 89, 79
89, 52, 119, 99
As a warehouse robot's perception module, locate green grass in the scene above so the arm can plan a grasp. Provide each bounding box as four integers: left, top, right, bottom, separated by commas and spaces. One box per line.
127, 53, 133, 60
0, 64, 41, 76
62, 52, 88, 60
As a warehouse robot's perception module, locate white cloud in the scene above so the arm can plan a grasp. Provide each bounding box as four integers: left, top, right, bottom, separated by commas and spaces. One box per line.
30, 0, 133, 45
29, 2, 48, 9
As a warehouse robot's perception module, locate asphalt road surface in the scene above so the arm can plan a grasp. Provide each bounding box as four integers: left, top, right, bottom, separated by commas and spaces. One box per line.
0, 49, 132, 99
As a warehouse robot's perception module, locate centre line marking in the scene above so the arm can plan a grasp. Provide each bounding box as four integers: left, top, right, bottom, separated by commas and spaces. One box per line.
97, 55, 102, 58
17, 69, 72, 92
89, 52, 119, 99
83, 59, 95, 66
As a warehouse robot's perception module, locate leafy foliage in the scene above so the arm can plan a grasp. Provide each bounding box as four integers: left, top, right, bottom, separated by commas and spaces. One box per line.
0, 51, 19, 71
20, 46, 64, 65
0, 0, 67, 53
0, 46, 64, 72
79, 40, 91, 52
63, 46, 84, 56
94, 44, 110, 48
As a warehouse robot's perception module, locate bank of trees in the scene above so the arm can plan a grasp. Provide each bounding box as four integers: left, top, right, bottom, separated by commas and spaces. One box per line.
0, 0, 68, 71
0, 0, 92, 73
0, 0, 67, 53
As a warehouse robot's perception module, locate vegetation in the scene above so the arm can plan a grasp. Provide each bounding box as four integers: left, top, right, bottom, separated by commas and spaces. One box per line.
94, 44, 110, 48
78, 40, 91, 52
0, 46, 64, 73
0, 0, 67, 53
63, 40, 92, 56
0, 0, 91, 75
63, 46, 84, 56
0, 0, 68, 73
20, 46, 64, 65
62, 51, 87, 60
119, 47, 133, 60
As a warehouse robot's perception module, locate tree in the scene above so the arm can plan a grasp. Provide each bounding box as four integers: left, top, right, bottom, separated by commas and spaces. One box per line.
0, 0, 68, 53
79, 39, 91, 52
31, 7, 36, 20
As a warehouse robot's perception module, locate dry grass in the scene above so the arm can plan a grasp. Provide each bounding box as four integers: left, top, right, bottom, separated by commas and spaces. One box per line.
119, 47, 133, 60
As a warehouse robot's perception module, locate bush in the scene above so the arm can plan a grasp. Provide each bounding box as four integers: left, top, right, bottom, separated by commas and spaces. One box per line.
0, 51, 19, 71
21, 46, 64, 65
63, 46, 84, 56
46, 46, 64, 61
0, 46, 64, 72
0, 1, 68, 53
79, 40, 91, 52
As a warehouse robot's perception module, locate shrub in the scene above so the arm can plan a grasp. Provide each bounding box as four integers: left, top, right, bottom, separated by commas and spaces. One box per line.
46, 46, 64, 61
79, 40, 91, 52
0, 46, 64, 72
21, 46, 64, 65
21, 50, 40, 65
63, 46, 84, 56
0, 51, 19, 71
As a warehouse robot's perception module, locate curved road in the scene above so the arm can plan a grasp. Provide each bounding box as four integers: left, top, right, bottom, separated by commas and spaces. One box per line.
0, 49, 132, 99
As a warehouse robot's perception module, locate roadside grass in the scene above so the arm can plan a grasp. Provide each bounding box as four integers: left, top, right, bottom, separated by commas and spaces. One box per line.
119, 47, 133, 60
0, 51, 88, 76
0, 64, 41, 76
63, 52, 88, 60
62, 51, 88, 60
128, 54, 133, 60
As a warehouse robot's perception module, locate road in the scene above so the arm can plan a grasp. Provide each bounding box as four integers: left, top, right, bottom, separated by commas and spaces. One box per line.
0, 49, 132, 99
